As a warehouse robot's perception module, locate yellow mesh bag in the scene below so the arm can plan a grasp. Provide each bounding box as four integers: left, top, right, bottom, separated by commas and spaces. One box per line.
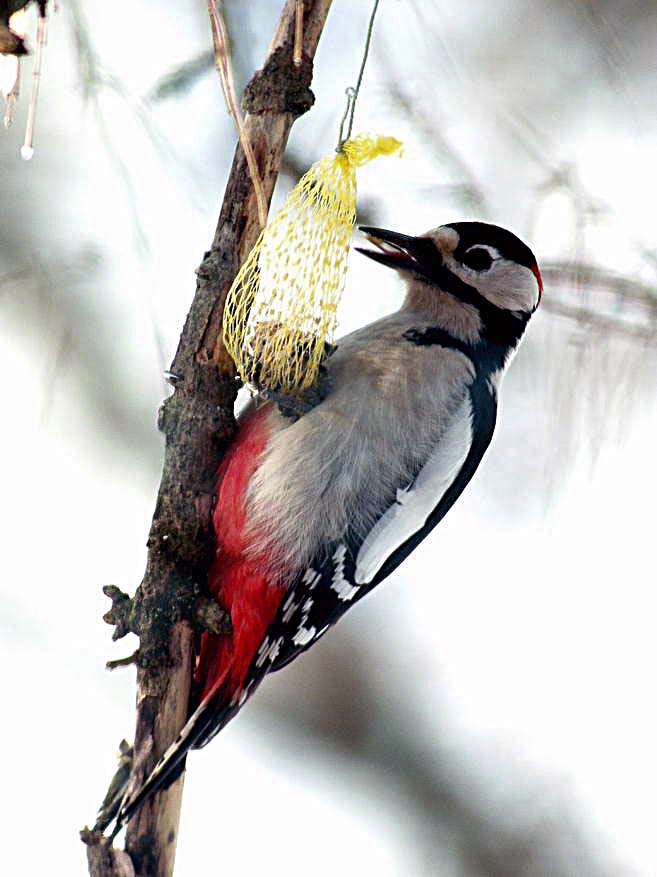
223, 134, 402, 395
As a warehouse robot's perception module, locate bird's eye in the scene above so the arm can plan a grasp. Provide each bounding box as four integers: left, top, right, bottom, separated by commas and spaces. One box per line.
461, 247, 494, 271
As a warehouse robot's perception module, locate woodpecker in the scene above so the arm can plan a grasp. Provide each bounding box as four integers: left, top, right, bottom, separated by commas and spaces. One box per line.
113, 221, 542, 831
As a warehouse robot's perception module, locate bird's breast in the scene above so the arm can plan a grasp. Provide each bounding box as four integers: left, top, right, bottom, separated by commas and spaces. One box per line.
240, 313, 476, 580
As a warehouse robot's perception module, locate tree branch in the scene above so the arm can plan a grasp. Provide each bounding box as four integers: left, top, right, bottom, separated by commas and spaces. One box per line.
82, 3, 333, 875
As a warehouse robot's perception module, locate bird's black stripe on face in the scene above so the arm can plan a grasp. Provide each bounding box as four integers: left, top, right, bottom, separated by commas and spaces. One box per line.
403, 327, 471, 357
392, 234, 532, 356
411, 258, 530, 367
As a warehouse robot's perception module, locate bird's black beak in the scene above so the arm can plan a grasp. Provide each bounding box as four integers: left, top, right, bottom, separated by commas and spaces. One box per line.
355, 226, 437, 275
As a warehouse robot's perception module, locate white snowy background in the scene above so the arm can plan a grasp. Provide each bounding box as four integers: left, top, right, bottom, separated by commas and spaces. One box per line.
1, 1, 656, 875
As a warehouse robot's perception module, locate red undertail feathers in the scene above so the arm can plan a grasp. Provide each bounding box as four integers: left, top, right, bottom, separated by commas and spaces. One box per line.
194, 405, 286, 705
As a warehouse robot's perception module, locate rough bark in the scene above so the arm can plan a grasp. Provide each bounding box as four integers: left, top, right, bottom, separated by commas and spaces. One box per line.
82, 3, 333, 875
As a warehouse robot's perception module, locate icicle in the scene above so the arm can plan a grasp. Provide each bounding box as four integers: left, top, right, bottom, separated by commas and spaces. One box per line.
21, 5, 47, 160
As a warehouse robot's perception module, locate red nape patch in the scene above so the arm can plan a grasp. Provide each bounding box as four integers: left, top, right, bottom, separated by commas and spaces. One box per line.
194, 405, 286, 702
531, 263, 543, 302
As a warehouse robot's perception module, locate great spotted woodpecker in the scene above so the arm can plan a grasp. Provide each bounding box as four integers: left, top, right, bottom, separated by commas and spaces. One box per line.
113, 221, 542, 830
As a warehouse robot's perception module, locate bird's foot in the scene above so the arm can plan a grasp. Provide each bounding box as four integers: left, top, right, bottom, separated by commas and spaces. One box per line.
258, 341, 337, 421
194, 594, 232, 635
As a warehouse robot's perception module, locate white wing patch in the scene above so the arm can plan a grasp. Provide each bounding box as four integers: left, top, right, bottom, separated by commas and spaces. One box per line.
354, 398, 474, 585
281, 594, 300, 624
302, 568, 321, 589
255, 635, 285, 667
331, 543, 361, 601
293, 596, 317, 646
293, 625, 316, 646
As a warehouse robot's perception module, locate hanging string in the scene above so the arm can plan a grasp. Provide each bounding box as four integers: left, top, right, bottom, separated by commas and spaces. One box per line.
337, 0, 381, 150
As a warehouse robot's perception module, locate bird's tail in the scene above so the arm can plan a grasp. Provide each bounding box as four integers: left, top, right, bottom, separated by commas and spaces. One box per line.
110, 403, 281, 835
109, 619, 280, 838
110, 672, 244, 838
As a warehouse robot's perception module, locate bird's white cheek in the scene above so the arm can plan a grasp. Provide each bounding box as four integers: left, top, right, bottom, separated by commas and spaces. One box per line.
479, 263, 538, 312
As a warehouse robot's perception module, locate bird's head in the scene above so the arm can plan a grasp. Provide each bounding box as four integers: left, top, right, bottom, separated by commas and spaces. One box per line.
357, 221, 542, 314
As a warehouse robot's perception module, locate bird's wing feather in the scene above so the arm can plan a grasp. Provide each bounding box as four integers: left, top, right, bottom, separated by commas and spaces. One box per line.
367, 372, 497, 587
189, 374, 497, 750
354, 395, 473, 585
260, 376, 497, 676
